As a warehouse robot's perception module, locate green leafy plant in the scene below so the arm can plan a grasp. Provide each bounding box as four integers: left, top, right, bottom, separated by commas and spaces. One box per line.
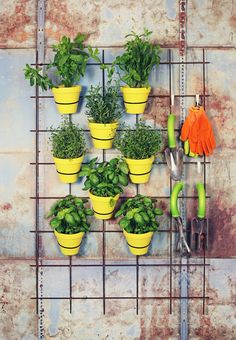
46, 195, 93, 234
49, 118, 86, 159
24, 64, 53, 90
114, 121, 162, 159
111, 29, 161, 88
85, 84, 122, 124
24, 33, 100, 90
79, 157, 129, 197
115, 195, 163, 234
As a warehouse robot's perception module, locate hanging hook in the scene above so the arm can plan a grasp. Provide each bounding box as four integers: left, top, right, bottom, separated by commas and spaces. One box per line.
195, 94, 200, 108
197, 159, 202, 174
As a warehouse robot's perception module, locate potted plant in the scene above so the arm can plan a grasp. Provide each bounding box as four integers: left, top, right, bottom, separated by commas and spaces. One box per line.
24, 33, 100, 114
115, 195, 163, 255
49, 118, 86, 183
114, 121, 162, 184
79, 157, 129, 219
111, 28, 161, 114
46, 195, 93, 256
85, 84, 122, 149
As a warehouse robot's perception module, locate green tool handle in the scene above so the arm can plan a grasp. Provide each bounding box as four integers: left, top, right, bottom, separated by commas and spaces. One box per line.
167, 114, 176, 148
170, 181, 184, 217
196, 183, 206, 218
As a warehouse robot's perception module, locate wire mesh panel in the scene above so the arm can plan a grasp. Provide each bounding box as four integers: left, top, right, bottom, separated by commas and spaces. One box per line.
30, 45, 210, 318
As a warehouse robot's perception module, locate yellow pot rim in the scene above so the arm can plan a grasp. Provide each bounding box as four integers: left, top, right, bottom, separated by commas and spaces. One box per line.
53, 154, 84, 164
54, 230, 84, 239
52, 85, 82, 93
89, 191, 120, 202
124, 155, 155, 164
123, 230, 154, 239
121, 86, 151, 94
88, 121, 118, 128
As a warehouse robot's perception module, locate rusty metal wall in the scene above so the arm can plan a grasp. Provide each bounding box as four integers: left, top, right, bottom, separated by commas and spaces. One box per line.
0, 1, 236, 339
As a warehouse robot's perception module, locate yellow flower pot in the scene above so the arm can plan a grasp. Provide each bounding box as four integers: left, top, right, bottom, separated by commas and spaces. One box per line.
121, 86, 151, 114
52, 85, 82, 114
54, 230, 84, 256
53, 155, 84, 184
125, 156, 154, 184
89, 191, 120, 220
123, 230, 154, 255
88, 122, 118, 149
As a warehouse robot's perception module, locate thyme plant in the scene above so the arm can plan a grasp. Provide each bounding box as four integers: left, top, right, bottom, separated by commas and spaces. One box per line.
85, 84, 122, 124
49, 118, 86, 159
114, 121, 162, 159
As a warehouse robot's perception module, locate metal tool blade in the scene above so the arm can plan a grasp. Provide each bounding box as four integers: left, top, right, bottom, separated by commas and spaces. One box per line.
176, 216, 191, 256
165, 147, 183, 181
191, 217, 209, 251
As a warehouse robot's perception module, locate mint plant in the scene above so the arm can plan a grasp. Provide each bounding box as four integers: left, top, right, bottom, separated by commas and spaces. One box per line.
79, 157, 129, 197
24, 33, 100, 90
49, 118, 86, 159
46, 195, 93, 234
114, 121, 162, 159
85, 84, 122, 124
115, 195, 163, 234
111, 29, 161, 88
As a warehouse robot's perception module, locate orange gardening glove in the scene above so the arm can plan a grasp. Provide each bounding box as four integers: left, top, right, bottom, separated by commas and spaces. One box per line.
181, 106, 200, 141
181, 106, 202, 156
189, 107, 216, 156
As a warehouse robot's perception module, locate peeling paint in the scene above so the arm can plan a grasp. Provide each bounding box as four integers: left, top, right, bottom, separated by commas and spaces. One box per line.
0, 0, 36, 48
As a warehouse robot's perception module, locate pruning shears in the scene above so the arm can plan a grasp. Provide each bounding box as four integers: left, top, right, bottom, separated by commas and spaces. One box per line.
170, 182, 191, 256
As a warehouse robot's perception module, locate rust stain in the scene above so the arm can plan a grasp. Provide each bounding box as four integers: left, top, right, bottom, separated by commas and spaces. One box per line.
210, 94, 231, 120
139, 271, 176, 339
0, 261, 37, 338
207, 191, 236, 257
140, 301, 175, 339
229, 15, 236, 28
45, 0, 101, 44
0, 203, 12, 211
0, 0, 36, 48
158, 200, 167, 212
144, 88, 170, 127
193, 314, 235, 339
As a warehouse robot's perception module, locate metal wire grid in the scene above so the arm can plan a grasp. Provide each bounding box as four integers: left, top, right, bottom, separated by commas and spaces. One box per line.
30, 48, 210, 315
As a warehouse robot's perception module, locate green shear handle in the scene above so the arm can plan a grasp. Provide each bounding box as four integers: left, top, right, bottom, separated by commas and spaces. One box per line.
170, 181, 184, 217
196, 182, 206, 218
167, 114, 176, 148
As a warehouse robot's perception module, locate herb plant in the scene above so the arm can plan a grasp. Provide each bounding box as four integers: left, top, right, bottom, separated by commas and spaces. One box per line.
114, 121, 162, 159
24, 33, 100, 90
49, 118, 86, 159
115, 195, 163, 234
85, 84, 122, 124
111, 29, 161, 88
24, 64, 53, 90
79, 157, 129, 197
46, 195, 93, 234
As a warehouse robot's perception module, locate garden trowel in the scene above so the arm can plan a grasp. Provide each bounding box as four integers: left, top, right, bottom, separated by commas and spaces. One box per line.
165, 112, 183, 181
190, 183, 208, 252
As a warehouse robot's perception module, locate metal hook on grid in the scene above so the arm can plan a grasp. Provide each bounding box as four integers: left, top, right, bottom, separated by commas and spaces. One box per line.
194, 94, 202, 174
195, 93, 200, 108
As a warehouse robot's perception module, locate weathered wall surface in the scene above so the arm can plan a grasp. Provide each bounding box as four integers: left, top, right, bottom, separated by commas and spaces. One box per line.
0, 1, 236, 339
